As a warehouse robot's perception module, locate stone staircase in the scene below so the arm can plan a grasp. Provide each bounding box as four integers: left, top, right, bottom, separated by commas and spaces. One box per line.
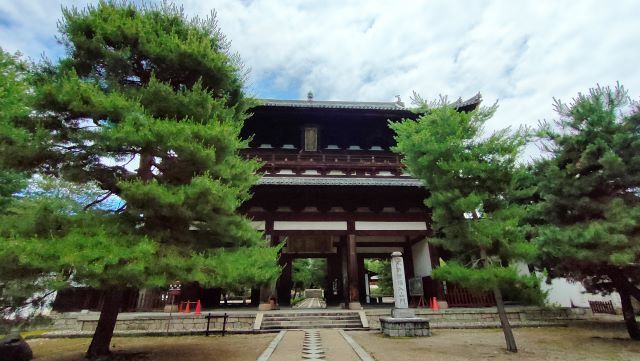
260, 311, 365, 331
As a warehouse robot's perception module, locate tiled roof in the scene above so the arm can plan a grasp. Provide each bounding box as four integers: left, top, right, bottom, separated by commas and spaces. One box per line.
452, 93, 482, 109
259, 99, 406, 111
258, 176, 423, 187
259, 93, 482, 111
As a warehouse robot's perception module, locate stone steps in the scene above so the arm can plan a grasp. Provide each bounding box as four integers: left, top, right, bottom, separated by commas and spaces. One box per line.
263, 315, 358, 321
261, 312, 364, 330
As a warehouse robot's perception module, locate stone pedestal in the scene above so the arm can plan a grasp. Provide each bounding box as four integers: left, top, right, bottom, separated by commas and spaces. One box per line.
380, 317, 431, 337
391, 308, 415, 318
380, 251, 431, 337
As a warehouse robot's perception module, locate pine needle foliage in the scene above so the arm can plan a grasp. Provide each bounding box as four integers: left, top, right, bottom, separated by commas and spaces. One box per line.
534, 83, 640, 339
0, 2, 279, 356
391, 98, 536, 352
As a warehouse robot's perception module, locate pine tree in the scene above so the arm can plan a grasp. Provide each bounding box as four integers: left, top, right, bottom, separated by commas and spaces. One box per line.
391, 97, 537, 352
1, 2, 280, 357
535, 84, 640, 340
0, 48, 29, 212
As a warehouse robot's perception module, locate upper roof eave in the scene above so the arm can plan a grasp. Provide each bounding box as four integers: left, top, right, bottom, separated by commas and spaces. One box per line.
256, 93, 482, 112
258, 99, 407, 111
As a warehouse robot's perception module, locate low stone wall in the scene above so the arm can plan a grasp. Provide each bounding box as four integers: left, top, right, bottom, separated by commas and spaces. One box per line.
49, 306, 589, 335
51, 311, 256, 333
365, 306, 590, 330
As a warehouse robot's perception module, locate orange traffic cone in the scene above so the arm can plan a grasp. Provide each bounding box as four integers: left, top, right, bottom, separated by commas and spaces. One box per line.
432, 297, 440, 311
195, 300, 202, 315
178, 302, 182, 312
185, 300, 191, 313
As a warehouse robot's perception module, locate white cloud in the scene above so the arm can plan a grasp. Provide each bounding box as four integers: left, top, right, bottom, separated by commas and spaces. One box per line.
1, 0, 639, 143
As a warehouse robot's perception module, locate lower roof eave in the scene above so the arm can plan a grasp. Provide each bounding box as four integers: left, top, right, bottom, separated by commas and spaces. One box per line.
256, 176, 423, 187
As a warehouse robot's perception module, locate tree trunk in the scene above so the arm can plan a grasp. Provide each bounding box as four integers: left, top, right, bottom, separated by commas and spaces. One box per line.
493, 285, 518, 352
86, 288, 124, 359
610, 270, 640, 340
619, 287, 640, 340
479, 245, 517, 353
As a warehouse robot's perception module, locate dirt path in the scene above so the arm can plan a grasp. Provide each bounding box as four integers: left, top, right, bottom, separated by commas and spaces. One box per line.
350, 327, 640, 361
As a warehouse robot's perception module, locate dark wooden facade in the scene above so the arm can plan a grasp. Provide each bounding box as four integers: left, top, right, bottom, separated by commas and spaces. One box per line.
52, 95, 485, 311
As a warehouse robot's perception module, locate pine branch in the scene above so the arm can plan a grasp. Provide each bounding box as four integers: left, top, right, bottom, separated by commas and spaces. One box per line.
84, 191, 113, 210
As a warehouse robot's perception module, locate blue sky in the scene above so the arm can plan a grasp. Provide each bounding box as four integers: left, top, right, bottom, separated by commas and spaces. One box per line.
1, 0, 639, 151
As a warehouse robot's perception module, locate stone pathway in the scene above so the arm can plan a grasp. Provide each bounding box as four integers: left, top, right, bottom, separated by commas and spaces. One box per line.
302, 330, 324, 359
258, 329, 370, 361
294, 297, 327, 309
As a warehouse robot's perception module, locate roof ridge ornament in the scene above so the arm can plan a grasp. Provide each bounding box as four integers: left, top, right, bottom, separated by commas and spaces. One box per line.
395, 95, 405, 107
307, 91, 314, 102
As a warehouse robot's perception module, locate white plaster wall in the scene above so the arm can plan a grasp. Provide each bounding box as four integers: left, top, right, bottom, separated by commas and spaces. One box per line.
541, 276, 622, 308
355, 221, 427, 231
411, 238, 432, 277
515, 261, 531, 276
273, 221, 348, 230
250, 221, 266, 230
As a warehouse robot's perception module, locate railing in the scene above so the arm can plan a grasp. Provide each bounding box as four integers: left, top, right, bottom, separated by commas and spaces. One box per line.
444, 283, 496, 307
241, 150, 404, 175
205, 313, 229, 336
589, 300, 616, 314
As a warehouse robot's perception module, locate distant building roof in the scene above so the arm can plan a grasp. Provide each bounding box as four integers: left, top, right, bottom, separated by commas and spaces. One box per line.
258, 176, 423, 187
258, 93, 482, 112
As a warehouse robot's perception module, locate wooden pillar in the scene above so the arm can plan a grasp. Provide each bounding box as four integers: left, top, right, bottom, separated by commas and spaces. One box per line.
276, 255, 293, 306
347, 234, 362, 309
250, 287, 260, 306
325, 253, 341, 306
428, 242, 445, 301
340, 237, 349, 307
403, 241, 415, 295
358, 255, 367, 304
200, 287, 221, 309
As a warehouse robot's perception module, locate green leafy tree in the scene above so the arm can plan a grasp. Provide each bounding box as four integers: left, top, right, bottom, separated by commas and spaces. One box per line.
1, 2, 279, 357
535, 84, 640, 340
364, 259, 392, 296
293, 258, 327, 294
391, 96, 537, 353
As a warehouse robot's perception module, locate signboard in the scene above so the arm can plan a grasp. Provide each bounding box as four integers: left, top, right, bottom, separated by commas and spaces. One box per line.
409, 277, 423, 296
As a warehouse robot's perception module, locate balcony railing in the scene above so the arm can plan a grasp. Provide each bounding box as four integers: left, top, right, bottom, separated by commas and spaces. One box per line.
241, 149, 404, 176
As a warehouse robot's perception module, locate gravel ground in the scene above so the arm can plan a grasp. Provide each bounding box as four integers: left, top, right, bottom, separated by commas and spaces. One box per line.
28, 334, 273, 361
27, 325, 640, 361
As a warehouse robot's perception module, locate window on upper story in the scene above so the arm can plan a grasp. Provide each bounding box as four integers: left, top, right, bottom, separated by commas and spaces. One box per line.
304, 127, 318, 151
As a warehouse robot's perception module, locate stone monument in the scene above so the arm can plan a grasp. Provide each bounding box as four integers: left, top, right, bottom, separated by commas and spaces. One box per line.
379, 251, 431, 337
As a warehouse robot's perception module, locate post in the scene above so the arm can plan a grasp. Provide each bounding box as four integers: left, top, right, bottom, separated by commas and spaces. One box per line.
222, 313, 228, 337
390, 251, 414, 318
347, 234, 362, 309
205, 313, 211, 336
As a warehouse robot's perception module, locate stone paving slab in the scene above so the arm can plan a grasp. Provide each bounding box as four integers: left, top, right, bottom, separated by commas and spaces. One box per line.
264, 330, 305, 361
258, 329, 368, 361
